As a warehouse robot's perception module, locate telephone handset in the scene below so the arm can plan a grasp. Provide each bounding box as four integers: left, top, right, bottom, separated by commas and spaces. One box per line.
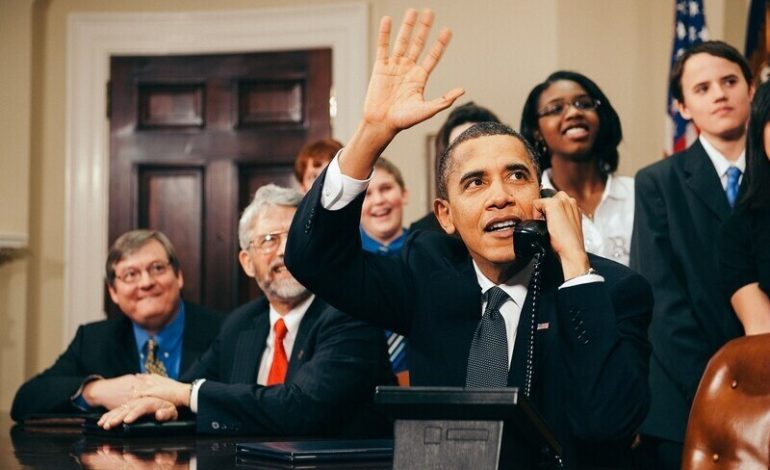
512, 188, 555, 260
511, 188, 555, 399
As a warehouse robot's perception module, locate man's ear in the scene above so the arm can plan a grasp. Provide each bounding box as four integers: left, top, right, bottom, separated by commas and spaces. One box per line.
676, 99, 692, 121
434, 198, 456, 234
175, 269, 184, 291
238, 250, 256, 278
107, 284, 120, 304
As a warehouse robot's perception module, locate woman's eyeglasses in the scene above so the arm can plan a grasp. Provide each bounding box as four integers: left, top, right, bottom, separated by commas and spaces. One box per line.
536, 96, 601, 118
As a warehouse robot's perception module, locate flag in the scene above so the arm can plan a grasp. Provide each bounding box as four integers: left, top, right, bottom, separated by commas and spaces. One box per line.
665, 0, 709, 156
745, 0, 770, 85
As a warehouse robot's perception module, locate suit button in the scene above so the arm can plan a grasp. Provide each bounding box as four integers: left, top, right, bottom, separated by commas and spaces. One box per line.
211, 421, 220, 430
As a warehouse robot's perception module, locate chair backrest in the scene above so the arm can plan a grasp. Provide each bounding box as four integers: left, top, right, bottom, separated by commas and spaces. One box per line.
682, 333, 770, 469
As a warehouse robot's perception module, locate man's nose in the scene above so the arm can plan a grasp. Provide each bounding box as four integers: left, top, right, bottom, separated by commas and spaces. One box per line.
712, 83, 728, 101
137, 269, 156, 287
487, 180, 514, 208
277, 232, 289, 257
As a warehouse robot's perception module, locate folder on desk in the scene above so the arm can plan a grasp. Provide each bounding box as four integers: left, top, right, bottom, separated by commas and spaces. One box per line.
235, 439, 393, 463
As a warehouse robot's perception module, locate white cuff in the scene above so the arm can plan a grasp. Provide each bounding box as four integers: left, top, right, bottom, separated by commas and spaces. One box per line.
320, 149, 373, 210
559, 273, 604, 289
189, 379, 206, 413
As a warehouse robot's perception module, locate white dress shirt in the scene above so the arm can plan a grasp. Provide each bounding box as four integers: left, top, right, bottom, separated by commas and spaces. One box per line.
190, 294, 315, 413
541, 169, 634, 266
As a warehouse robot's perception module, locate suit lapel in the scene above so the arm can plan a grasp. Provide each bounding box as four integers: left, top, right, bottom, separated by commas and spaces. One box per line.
180, 302, 201, 372
683, 141, 731, 222
118, 317, 142, 374
230, 302, 270, 384
286, 297, 324, 380
507, 253, 560, 400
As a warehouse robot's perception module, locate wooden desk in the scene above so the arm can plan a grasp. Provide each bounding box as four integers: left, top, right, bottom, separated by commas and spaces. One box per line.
0, 415, 391, 469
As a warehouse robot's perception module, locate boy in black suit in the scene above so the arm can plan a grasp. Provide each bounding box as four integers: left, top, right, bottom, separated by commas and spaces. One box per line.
631, 41, 753, 469
284, 9, 652, 467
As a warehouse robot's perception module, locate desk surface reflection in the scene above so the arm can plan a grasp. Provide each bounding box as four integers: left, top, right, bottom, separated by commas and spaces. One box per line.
0, 415, 391, 469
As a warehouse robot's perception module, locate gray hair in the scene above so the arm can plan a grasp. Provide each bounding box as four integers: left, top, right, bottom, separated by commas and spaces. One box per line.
238, 184, 303, 250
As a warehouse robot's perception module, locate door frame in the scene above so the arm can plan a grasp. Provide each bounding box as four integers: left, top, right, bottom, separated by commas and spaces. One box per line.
64, 3, 368, 345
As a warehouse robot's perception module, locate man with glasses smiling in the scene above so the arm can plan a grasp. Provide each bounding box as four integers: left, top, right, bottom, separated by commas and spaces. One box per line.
11, 230, 222, 421
97, 184, 395, 437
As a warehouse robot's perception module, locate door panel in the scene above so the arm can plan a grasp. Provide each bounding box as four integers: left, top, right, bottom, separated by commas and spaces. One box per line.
109, 50, 331, 315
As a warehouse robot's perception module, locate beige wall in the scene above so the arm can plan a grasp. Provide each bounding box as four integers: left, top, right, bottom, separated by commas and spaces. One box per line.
0, 0, 33, 414
0, 0, 751, 412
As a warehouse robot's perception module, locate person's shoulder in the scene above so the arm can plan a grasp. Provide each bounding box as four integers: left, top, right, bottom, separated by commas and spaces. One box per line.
407, 228, 466, 260
613, 174, 635, 187
77, 316, 128, 335
636, 154, 677, 180
408, 212, 443, 233
221, 298, 268, 329
311, 297, 380, 331
185, 301, 224, 324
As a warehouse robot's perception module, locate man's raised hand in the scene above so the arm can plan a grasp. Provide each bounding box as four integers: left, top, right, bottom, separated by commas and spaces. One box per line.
363, 8, 464, 136
342, 9, 463, 179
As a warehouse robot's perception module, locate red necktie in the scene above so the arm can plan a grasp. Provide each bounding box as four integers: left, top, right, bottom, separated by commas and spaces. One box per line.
267, 319, 288, 385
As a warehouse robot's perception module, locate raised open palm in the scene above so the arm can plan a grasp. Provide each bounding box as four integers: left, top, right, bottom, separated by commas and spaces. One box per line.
364, 9, 464, 134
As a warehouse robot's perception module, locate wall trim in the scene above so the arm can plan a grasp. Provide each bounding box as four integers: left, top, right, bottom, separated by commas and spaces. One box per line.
65, 3, 368, 345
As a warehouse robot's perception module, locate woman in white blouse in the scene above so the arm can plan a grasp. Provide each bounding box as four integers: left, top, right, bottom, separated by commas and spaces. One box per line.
520, 71, 633, 266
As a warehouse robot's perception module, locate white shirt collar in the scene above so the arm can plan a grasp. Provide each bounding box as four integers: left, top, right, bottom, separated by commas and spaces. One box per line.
268, 294, 315, 341
699, 135, 746, 177
472, 259, 534, 309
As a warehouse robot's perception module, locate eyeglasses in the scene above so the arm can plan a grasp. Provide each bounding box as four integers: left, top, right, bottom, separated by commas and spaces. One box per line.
536, 96, 601, 118
249, 230, 289, 254
115, 261, 172, 284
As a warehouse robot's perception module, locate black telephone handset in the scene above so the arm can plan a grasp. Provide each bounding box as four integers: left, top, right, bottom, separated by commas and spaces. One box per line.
512, 188, 555, 260
513, 220, 549, 260
511, 188, 555, 400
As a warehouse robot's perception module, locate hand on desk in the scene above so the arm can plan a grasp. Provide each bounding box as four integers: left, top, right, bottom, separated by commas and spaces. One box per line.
133, 373, 192, 408
82, 374, 143, 410
97, 397, 178, 430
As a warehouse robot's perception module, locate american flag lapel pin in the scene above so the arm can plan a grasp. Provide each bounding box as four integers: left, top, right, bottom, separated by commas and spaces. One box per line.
537, 322, 550, 331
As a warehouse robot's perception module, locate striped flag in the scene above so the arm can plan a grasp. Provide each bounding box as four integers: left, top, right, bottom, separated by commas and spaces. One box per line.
745, 0, 770, 85
665, 0, 709, 156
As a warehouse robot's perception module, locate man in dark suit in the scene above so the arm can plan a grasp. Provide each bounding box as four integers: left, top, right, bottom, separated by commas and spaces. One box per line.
631, 41, 753, 469
98, 184, 395, 436
11, 230, 222, 421
283, 9, 652, 467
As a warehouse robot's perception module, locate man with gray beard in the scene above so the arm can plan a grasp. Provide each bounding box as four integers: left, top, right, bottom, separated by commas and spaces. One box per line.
98, 184, 395, 436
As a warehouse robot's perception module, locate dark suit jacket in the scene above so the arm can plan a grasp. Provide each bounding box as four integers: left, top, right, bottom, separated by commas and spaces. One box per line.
10, 302, 222, 421
181, 296, 396, 436
285, 172, 652, 467
631, 140, 744, 443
